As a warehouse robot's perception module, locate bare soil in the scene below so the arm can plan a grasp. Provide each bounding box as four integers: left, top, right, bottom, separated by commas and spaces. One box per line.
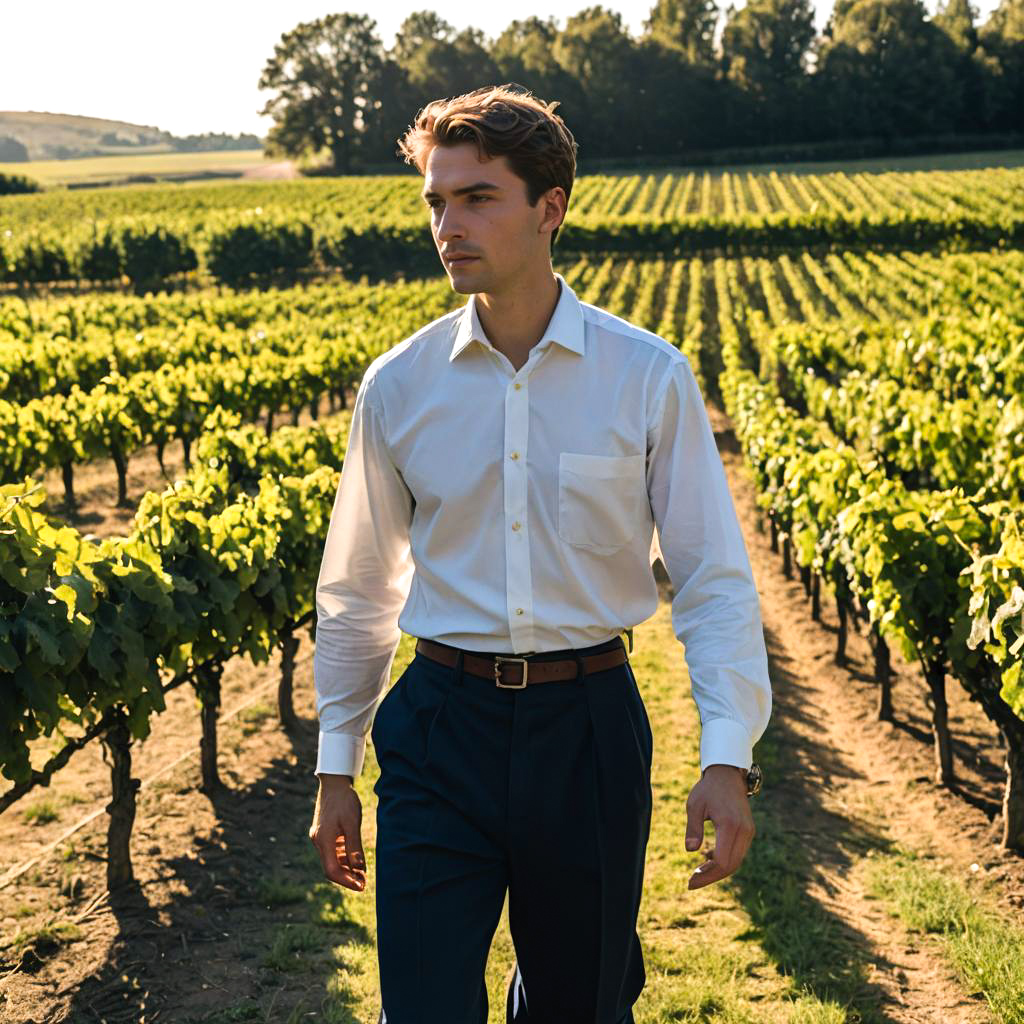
0, 636, 326, 1024
241, 161, 299, 182
707, 401, 1023, 1023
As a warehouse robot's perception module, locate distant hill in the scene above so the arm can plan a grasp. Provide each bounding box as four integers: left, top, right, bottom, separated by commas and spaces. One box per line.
0, 111, 262, 162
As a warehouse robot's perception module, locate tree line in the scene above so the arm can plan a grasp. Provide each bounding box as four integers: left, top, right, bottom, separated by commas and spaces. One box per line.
257, 0, 1024, 173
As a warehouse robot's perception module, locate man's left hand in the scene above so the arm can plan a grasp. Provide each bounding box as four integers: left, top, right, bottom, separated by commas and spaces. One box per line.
684, 764, 756, 890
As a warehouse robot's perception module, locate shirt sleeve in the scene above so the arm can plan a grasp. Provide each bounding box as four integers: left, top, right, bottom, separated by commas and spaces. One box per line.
646, 355, 772, 775
312, 369, 415, 779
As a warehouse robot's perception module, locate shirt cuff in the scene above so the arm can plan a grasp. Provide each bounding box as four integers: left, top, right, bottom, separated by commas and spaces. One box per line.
699, 717, 753, 775
315, 730, 366, 779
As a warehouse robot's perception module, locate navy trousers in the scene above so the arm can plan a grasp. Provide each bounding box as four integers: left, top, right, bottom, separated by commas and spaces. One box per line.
371, 635, 654, 1024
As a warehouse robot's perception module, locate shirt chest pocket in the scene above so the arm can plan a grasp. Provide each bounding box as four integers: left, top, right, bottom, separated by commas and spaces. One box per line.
558, 452, 648, 554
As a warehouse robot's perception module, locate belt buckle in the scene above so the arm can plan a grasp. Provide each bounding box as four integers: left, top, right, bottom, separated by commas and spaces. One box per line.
494, 656, 528, 689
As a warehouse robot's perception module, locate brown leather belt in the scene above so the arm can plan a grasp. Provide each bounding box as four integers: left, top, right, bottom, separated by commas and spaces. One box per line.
415, 637, 628, 688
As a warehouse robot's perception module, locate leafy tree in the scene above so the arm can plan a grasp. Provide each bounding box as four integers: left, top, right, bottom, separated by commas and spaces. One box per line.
935, 0, 979, 51
391, 10, 458, 65
492, 14, 560, 68
356, 60, 422, 168
643, 0, 720, 65
0, 171, 40, 195
258, 13, 387, 174
822, 0, 857, 35
254, 2, 1021, 175
935, 0, 988, 132
491, 17, 588, 135
979, 0, 1024, 131
391, 11, 501, 100
634, 38, 732, 154
985, 0, 1024, 38
720, 0, 816, 143
818, 0, 963, 138
493, 17, 571, 89
553, 6, 642, 157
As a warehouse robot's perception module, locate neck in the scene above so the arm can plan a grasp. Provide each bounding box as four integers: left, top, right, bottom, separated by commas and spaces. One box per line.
475, 265, 560, 369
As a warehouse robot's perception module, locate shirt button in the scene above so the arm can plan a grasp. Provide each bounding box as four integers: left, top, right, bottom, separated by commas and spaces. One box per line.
516, 608, 524, 615
512, 521, 521, 531
510, 452, 519, 460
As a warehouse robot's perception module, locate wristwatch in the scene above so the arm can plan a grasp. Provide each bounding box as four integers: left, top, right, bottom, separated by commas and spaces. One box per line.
743, 763, 763, 797
704, 762, 763, 796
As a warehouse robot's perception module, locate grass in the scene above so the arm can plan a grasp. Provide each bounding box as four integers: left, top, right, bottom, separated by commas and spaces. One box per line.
262, 923, 325, 972
21, 799, 60, 825
0, 149, 271, 187
238, 700, 276, 736
57, 840, 81, 862
8, 920, 83, 953
20, 788, 90, 825
192, 1003, 262, 1023
615, 603, 875, 1024
251, 876, 308, 907
861, 849, 1024, 1024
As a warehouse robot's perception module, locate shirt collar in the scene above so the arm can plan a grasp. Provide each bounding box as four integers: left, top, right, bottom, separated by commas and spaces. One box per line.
449, 272, 586, 363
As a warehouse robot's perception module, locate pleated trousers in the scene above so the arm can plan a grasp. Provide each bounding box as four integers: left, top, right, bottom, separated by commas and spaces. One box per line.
371, 635, 654, 1024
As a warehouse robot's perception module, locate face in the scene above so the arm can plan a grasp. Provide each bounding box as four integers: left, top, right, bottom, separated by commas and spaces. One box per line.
420, 141, 566, 294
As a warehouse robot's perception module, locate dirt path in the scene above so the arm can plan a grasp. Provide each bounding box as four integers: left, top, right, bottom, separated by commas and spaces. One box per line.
241, 160, 299, 182
708, 401, 1022, 1022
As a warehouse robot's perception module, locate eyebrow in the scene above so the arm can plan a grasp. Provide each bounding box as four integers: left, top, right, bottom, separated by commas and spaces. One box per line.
421, 181, 502, 200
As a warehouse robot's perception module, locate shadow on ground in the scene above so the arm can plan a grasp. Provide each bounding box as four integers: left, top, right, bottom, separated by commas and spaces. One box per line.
60, 720, 370, 1024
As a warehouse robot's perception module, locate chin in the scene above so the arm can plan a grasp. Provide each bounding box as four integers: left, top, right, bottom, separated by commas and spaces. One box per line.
446, 264, 488, 294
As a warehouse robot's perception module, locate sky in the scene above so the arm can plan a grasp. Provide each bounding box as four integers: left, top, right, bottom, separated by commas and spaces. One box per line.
2, 0, 1003, 138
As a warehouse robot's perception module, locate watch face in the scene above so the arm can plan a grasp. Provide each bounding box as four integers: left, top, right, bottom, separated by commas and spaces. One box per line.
747, 763, 762, 795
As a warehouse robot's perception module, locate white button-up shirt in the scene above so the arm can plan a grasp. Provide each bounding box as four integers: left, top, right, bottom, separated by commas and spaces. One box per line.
313, 272, 772, 779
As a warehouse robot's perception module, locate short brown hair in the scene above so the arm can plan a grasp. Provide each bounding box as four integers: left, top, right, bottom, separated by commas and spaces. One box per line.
397, 83, 578, 246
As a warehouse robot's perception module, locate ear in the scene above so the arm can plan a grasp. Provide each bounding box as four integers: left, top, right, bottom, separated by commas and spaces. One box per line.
539, 186, 567, 237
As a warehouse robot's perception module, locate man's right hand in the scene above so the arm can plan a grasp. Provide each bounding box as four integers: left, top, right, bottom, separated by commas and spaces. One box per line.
309, 774, 367, 892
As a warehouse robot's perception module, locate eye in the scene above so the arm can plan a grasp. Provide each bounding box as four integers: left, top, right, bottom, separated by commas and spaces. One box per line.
426, 196, 489, 208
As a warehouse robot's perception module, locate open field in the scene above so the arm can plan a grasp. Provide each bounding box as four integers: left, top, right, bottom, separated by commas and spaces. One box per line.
0, 149, 275, 188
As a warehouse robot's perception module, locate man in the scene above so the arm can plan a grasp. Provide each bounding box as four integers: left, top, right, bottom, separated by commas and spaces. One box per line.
308, 83, 772, 1024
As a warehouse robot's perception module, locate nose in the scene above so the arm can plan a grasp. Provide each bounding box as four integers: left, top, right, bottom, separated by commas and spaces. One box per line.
435, 203, 465, 244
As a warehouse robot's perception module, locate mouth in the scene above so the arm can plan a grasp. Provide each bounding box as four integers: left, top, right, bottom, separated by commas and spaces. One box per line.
446, 255, 479, 267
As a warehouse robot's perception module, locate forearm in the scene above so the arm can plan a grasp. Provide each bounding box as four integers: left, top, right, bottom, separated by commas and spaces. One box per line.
312, 627, 402, 778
